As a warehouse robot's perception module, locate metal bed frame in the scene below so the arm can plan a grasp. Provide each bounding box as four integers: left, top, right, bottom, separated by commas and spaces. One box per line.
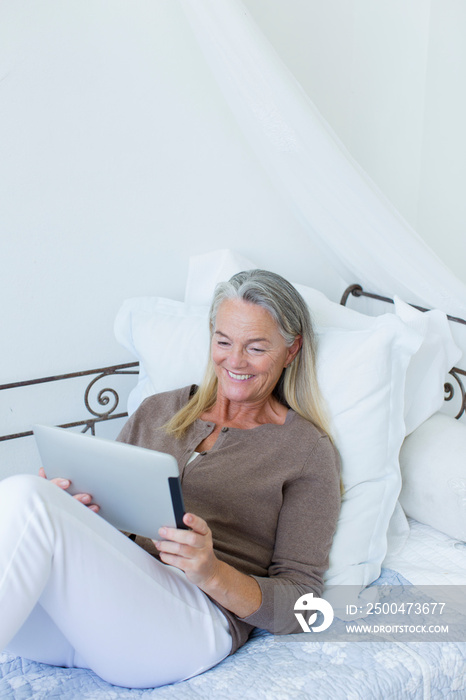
1, 285, 465, 442
0, 362, 139, 442
342, 285, 466, 420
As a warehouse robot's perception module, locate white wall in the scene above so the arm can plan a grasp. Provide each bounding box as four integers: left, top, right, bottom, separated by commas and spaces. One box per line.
417, 0, 466, 267
243, 0, 466, 285
0, 0, 342, 477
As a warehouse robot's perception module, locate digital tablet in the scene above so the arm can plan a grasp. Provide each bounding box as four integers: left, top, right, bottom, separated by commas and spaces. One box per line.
33, 424, 187, 538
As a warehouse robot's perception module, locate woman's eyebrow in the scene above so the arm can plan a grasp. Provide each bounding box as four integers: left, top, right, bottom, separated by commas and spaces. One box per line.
214, 330, 270, 344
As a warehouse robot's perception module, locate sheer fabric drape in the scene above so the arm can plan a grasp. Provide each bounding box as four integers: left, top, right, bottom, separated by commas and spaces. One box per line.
180, 0, 466, 319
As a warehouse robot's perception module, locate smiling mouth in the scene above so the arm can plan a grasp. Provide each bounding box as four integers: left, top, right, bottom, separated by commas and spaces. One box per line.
227, 370, 254, 381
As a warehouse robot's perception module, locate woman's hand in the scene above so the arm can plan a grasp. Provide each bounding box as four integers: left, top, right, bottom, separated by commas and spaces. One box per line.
39, 467, 100, 513
153, 513, 220, 589
153, 513, 262, 618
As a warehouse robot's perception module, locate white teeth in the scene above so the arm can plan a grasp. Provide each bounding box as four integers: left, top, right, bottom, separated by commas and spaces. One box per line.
227, 370, 253, 380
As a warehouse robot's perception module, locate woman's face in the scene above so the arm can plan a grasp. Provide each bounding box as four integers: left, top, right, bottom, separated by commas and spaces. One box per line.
211, 298, 301, 408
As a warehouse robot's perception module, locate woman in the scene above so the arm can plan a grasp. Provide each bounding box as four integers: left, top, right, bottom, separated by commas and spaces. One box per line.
0, 269, 341, 688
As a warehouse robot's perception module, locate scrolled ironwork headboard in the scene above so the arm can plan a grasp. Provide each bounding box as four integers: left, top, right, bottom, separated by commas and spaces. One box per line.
0, 362, 139, 442
340, 284, 466, 420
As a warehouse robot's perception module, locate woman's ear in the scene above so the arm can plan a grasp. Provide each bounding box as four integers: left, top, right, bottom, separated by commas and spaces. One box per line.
285, 335, 302, 367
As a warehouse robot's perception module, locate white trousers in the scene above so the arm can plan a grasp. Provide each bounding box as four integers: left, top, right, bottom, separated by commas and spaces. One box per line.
0, 475, 232, 689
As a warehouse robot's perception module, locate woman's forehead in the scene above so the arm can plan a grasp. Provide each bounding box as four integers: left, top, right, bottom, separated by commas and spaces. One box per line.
214, 298, 280, 337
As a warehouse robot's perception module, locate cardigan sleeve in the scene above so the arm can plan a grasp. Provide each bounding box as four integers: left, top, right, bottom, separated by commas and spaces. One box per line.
240, 435, 341, 634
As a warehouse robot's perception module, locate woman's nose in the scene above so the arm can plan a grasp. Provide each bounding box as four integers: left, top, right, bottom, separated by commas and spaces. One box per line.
229, 346, 248, 368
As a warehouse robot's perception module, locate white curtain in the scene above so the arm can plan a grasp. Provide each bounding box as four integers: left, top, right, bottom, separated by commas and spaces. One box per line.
180, 0, 466, 319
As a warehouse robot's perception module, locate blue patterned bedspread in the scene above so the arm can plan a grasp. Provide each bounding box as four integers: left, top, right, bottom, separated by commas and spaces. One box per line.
1, 570, 465, 700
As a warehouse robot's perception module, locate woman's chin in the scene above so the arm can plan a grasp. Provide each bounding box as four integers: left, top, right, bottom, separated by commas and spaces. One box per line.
219, 380, 257, 404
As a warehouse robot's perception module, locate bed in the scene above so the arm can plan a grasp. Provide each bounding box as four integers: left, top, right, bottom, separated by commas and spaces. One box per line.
1, 569, 464, 700
1, 254, 465, 700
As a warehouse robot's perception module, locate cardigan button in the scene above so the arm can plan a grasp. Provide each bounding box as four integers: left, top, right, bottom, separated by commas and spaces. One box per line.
200, 451, 207, 456
221, 426, 229, 432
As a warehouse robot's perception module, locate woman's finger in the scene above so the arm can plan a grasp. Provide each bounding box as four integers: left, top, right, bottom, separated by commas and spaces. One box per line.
51, 478, 71, 489
72, 493, 100, 512
157, 514, 209, 545
73, 493, 91, 505
157, 525, 203, 549
155, 539, 186, 556
38, 468, 99, 512
39, 467, 71, 490
183, 512, 210, 535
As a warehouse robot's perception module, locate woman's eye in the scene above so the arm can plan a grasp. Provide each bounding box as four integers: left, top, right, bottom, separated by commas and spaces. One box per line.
250, 347, 265, 354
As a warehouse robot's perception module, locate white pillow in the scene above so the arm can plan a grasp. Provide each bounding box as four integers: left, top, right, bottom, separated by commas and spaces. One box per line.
399, 412, 466, 542
316, 318, 420, 587
114, 297, 210, 416
114, 295, 420, 590
293, 283, 374, 331
393, 297, 461, 433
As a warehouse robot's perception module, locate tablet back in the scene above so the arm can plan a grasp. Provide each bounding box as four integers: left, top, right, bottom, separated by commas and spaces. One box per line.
33, 424, 186, 538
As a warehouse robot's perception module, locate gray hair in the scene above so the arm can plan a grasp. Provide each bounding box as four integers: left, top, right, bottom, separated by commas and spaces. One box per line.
210, 269, 309, 345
